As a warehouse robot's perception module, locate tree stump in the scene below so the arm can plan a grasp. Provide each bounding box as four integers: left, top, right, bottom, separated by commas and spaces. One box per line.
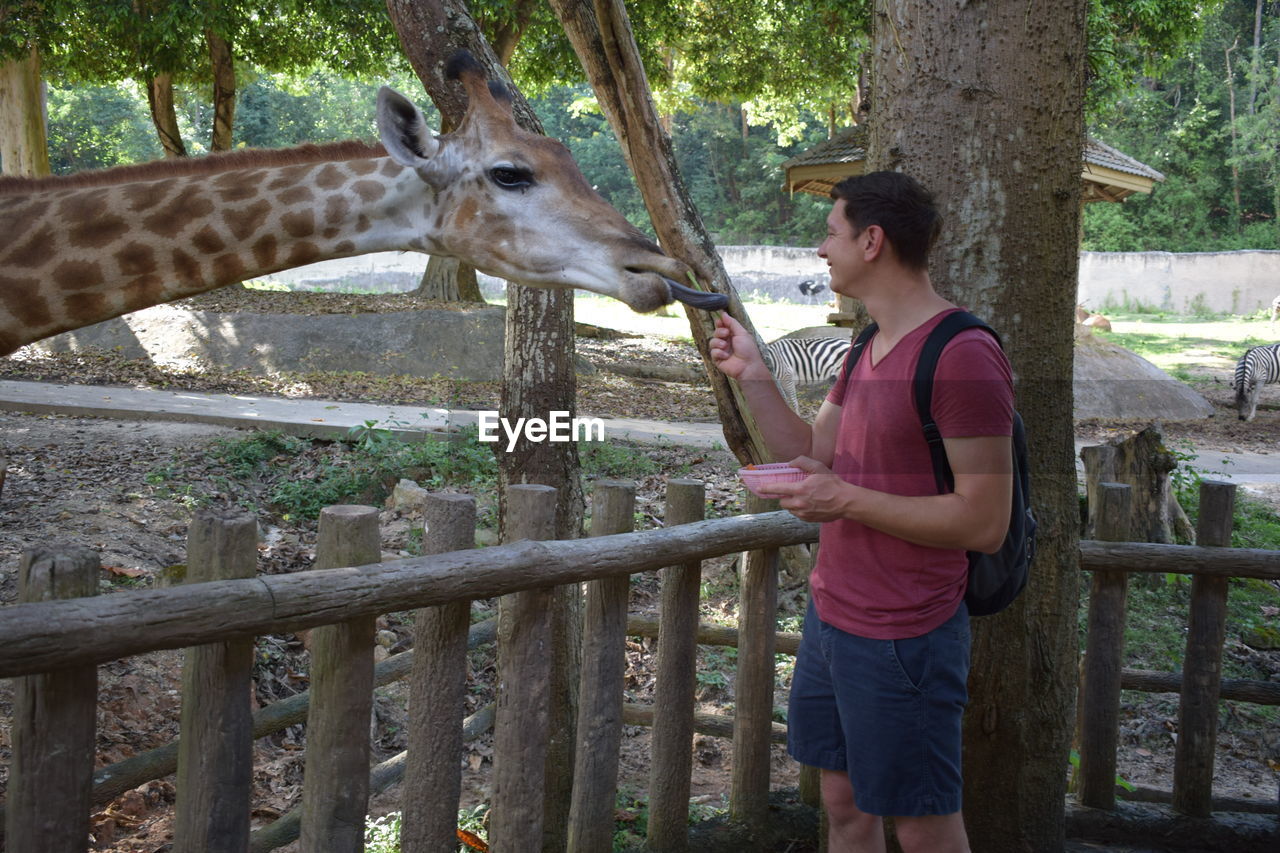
1081, 424, 1192, 545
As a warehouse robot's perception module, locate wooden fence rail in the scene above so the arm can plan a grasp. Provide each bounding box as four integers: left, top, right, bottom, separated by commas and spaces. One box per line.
3, 476, 1278, 853
1077, 479, 1280, 823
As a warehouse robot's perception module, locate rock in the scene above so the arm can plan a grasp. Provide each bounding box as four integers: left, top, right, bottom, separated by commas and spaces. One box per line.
1073, 325, 1214, 420
389, 479, 431, 511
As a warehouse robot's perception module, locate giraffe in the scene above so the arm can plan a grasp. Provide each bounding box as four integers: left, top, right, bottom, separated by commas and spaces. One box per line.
0, 52, 724, 357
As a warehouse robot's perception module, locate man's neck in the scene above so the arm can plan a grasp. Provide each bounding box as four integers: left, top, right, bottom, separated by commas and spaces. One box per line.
862, 270, 954, 340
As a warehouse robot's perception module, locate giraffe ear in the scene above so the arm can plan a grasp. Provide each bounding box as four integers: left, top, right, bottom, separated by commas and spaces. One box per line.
377, 87, 443, 173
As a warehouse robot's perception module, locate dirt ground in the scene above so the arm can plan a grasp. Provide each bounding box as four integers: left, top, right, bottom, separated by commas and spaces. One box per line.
0, 326, 1278, 851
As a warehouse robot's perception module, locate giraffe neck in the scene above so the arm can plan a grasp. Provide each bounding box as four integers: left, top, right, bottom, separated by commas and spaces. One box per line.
0, 154, 441, 355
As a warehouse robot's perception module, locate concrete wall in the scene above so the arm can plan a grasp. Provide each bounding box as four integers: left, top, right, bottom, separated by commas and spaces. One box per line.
1078, 251, 1280, 315
260, 247, 1280, 315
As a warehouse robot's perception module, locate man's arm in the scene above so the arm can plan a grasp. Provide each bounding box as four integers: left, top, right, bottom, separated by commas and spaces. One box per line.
710, 313, 837, 463
774, 434, 1013, 553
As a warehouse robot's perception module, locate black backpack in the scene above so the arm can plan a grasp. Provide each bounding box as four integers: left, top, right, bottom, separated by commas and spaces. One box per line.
843, 311, 1036, 616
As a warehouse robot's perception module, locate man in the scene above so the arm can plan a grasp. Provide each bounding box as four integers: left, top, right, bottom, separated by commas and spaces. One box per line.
710, 171, 1014, 852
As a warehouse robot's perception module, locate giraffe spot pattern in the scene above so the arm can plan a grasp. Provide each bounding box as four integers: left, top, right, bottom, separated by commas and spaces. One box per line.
225, 200, 272, 242
334, 240, 355, 254
145, 186, 215, 238
5, 224, 57, 268
215, 177, 261, 202
315, 164, 345, 190
121, 276, 166, 312
172, 248, 202, 283
453, 196, 479, 228
65, 291, 109, 325
286, 242, 321, 268
281, 210, 316, 239
351, 180, 386, 203
379, 160, 401, 178
123, 181, 170, 212
213, 253, 246, 284
70, 215, 130, 250
53, 260, 104, 291
267, 165, 311, 191
0, 275, 52, 331
277, 185, 314, 206
192, 225, 226, 255
115, 242, 158, 277
348, 159, 379, 176
324, 195, 351, 226
355, 215, 372, 233
252, 234, 278, 269
1, 198, 49, 248
61, 189, 130, 249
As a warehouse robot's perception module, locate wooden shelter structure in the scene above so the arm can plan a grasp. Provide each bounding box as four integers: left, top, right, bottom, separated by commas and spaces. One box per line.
781, 127, 1166, 324
781, 126, 1166, 202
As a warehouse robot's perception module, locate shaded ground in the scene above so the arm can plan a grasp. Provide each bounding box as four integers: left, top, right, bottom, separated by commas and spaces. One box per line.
1, 308, 1278, 851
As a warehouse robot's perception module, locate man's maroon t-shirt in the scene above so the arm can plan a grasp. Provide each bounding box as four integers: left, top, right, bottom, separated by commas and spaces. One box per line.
813, 308, 1014, 640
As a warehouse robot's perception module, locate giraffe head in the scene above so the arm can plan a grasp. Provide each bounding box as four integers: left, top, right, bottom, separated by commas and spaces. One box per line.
376, 52, 724, 313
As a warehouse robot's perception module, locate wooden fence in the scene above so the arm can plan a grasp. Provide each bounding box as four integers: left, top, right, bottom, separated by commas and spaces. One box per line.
0, 481, 817, 853
2, 477, 1278, 852
1076, 479, 1280, 820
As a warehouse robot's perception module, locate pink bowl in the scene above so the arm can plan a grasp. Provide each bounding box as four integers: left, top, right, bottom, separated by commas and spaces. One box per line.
738, 463, 807, 498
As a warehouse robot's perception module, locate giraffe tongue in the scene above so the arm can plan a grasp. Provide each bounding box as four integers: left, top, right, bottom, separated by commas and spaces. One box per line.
664, 278, 729, 311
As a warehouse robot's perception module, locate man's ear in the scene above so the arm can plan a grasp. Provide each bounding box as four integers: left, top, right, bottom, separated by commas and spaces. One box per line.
862, 225, 886, 261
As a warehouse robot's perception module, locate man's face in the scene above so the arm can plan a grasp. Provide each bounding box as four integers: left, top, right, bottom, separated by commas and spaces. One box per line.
817, 199, 864, 296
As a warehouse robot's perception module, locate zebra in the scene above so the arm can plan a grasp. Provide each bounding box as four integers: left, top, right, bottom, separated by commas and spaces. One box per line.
1232, 343, 1280, 421
762, 335, 852, 411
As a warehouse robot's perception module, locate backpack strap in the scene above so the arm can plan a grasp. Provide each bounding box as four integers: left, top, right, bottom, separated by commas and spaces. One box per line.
914, 311, 1003, 494
837, 321, 880, 385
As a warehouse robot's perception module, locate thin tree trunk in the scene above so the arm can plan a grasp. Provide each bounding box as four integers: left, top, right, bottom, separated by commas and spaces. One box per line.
411, 256, 483, 302
146, 73, 187, 158
548, 0, 772, 466
0, 45, 51, 176
868, 2, 1085, 849
1249, 0, 1263, 114
1225, 40, 1242, 222
207, 29, 236, 152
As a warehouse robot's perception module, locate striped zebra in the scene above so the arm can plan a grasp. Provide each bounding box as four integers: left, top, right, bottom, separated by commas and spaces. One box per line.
762, 335, 851, 411
1232, 343, 1280, 421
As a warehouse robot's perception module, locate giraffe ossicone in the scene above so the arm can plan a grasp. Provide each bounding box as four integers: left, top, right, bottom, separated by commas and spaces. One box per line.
0, 50, 724, 357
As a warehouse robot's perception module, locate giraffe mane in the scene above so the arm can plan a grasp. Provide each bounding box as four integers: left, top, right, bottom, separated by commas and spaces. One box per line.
0, 140, 389, 195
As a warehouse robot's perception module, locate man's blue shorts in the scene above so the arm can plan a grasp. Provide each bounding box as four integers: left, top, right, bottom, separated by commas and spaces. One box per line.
787, 597, 970, 817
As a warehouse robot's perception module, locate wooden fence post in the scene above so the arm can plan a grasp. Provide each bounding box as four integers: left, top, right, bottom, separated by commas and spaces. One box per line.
6, 546, 98, 853
1173, 480, 1236, 817
173, 509, 258, 853
567, 480, 637, 853
299, 505, 381, 852
490, 484, 557, 853
646, 479, 706, 852
1078, 482, 1131, 810
402, 492, 477, 852
730, 493, 780, 833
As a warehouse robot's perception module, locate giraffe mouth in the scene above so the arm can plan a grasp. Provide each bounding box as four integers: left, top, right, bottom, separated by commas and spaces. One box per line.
662, 277, 728, 311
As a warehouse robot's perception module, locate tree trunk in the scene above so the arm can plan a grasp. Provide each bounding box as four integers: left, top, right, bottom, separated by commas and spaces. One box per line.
548, 0, 772, 466
383, 5, 582, 850
207, 29, 236, 152
0, 45, 51, 176
868, 2, 1086, 849
146, 73, 187, 158
411, 255, 484, 302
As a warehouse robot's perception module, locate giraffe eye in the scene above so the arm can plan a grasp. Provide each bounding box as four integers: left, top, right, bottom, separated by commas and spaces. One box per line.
490, 166, 532, 190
